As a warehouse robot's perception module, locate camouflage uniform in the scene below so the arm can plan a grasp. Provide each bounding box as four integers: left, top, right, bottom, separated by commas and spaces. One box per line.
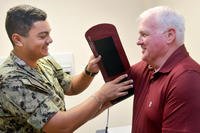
0, 52, 72, 133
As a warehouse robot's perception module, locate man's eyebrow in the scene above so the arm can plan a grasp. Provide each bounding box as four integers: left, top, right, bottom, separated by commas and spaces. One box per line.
139, 30, 150, 35
139, 31, 146, 34
38, 31, 49, 35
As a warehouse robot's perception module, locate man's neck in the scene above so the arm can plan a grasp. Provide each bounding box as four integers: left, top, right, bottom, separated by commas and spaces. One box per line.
13, 50, 38, 68
151, 44, 182, 72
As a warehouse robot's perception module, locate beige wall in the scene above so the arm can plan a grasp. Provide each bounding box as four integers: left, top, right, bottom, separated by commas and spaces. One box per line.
0, 0, 199, 133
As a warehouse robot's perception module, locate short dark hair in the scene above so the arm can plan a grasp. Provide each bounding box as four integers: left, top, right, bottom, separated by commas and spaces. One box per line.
5, 4, 47, 45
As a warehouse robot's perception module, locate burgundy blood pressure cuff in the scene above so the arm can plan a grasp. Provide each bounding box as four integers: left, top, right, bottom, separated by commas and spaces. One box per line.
85, 23, 134, 104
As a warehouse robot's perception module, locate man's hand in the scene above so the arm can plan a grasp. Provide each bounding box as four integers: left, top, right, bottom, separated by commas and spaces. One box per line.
86, 55, 101, 74
95, 74, 133, 103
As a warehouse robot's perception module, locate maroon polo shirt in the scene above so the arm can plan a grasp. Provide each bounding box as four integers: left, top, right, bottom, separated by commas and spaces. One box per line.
130, 45, 200, 133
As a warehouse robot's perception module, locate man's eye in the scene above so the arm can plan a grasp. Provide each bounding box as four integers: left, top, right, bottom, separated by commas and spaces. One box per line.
38, 32, 49, 39
142, 34, 147, 37
39, 35, 46, 39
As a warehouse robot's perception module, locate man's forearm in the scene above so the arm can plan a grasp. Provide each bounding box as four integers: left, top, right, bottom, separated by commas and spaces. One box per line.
65, 71, 94, 95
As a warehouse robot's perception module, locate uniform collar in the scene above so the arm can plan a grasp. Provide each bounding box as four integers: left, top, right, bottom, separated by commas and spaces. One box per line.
10, 51, 34, 72
10, 51, 44, 81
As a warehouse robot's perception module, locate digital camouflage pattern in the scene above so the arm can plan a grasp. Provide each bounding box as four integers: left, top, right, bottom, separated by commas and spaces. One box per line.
0, 52, 72, 133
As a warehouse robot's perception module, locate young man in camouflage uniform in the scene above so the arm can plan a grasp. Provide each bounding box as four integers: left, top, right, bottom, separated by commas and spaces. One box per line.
0, 5, 133, 133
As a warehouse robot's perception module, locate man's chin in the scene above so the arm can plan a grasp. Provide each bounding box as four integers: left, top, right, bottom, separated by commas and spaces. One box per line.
42, 51, 49, 56
142, 56, 149, 63
40, 53, 49, 58
142, 55, 147, 61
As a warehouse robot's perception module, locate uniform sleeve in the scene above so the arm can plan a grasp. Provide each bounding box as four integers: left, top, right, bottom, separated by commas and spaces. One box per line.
0, 77, 60, 130
44, 56, 72, 93
162, 70, 200, 132
27, 98, 59, 129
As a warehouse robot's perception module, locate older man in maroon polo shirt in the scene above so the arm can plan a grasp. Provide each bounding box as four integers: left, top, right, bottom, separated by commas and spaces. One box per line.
131, 6, 200, 133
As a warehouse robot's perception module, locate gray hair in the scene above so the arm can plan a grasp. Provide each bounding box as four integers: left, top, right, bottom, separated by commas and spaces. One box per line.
138, 6, 185, 45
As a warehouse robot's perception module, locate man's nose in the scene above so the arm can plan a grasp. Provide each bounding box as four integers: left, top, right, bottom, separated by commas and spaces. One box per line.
137, 37, 143, 45
47, 36, 53, 44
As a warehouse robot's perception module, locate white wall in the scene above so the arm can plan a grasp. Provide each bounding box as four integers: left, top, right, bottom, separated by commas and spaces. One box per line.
0, 0, 199, 133
0, 1, 139, 132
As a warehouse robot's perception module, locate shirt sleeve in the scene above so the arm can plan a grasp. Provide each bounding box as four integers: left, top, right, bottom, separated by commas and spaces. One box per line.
162, 70, 200, 132
27, 98, 59, 129
0, 77, 60, 130
43, 56, 72, 93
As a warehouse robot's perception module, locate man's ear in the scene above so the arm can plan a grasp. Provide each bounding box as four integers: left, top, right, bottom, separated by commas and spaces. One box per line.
12, 33, 23, 46
166, 28, 176, 43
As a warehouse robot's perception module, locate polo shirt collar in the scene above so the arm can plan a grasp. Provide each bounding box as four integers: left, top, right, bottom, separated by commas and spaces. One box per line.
158, 45, 189, 73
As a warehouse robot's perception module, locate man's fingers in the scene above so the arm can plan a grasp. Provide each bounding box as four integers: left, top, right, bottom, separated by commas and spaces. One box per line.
117, 84, 133, 97
88, 55, 101, 69
90, 55, 101, 63
112, 74, 128, 83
